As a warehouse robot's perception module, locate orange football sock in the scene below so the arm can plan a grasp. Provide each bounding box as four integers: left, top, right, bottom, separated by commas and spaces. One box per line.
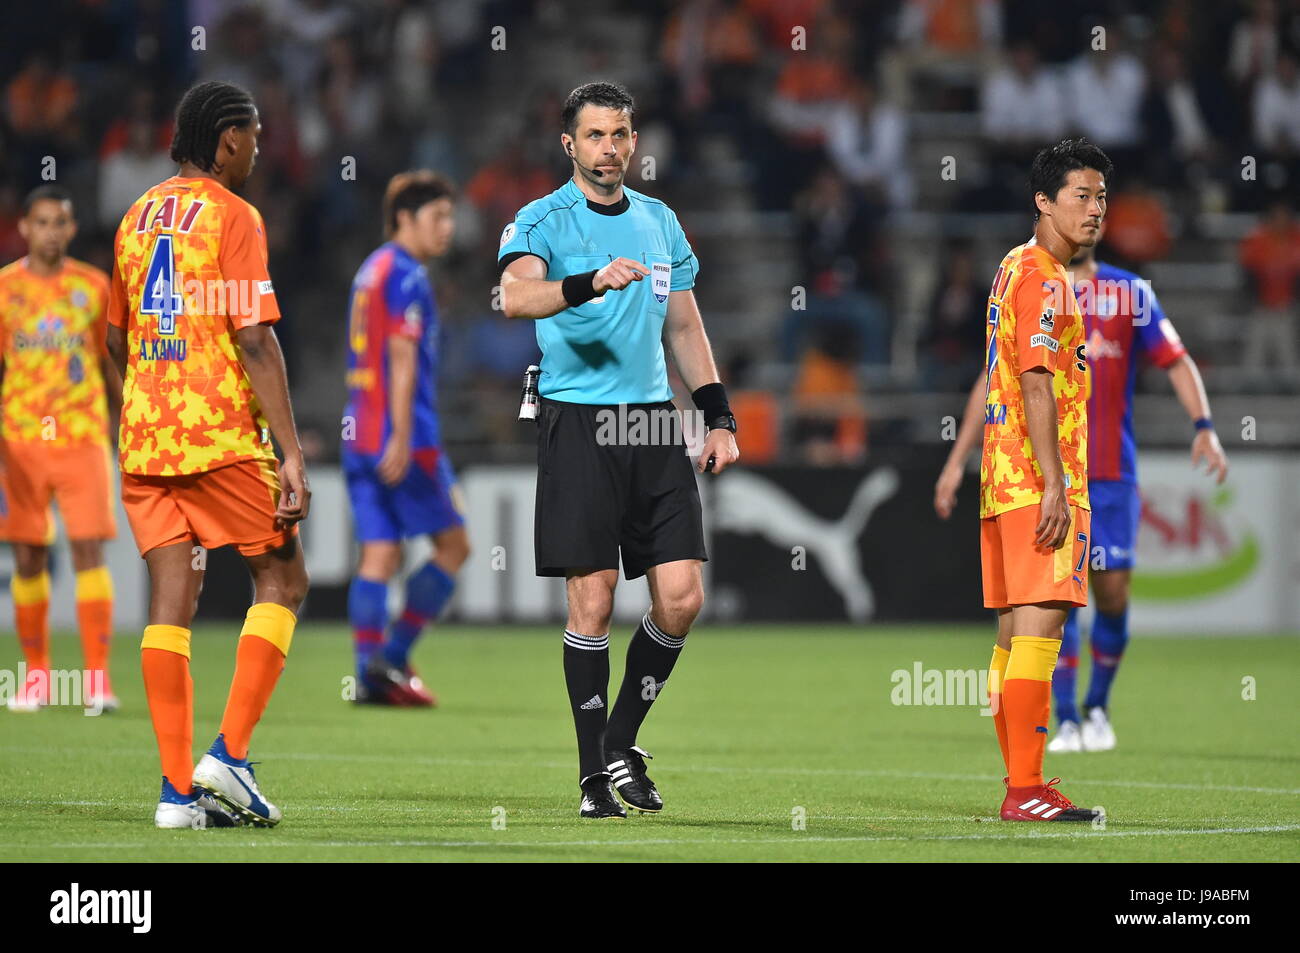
988, 644, 1011, 774
76, 567, 114, 692
141, 625, 194, 794
219, 603, 296, 761
1003, 636, 1060, 788
12, 572, 51, 698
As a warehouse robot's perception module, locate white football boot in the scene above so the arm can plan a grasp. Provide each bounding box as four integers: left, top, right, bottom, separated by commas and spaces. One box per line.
155, 778, 241, 829
1081, 707, 1117, 751
191, 733, 282, 826
1047, 719, 1084, 753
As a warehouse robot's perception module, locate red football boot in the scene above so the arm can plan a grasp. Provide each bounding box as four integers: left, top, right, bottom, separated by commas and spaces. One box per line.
1001, 777, 1101, 822
400, 666, 438, 708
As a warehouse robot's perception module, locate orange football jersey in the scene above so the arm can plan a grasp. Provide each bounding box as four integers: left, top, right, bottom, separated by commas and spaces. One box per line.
0, 257, 110, 447
108, 176, 281, 476
980, 240, 1089, 518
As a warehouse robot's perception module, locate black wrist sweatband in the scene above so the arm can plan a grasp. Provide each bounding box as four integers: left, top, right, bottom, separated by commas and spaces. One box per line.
692, 382, 734, 430
562, 270, 598, 307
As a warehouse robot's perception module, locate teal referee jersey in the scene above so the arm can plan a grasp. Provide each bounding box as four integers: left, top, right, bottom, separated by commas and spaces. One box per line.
498, 179, 699, 404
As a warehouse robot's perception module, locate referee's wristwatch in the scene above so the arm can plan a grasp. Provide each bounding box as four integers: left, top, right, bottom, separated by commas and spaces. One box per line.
706, 413, 737, 434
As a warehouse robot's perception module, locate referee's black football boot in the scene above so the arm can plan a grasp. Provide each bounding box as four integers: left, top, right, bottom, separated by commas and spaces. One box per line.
605, 745, 663, 813
579, 773, 627, 819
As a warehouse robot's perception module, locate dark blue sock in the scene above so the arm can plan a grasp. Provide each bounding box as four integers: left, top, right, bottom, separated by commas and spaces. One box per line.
348, 576, 388, 683
1053, 607, 1081, 725
384, 561, 455, 669
1084, 607, 1129, 711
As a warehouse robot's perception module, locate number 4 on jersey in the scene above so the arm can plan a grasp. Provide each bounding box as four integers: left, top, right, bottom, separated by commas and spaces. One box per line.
140, 234, 183, 335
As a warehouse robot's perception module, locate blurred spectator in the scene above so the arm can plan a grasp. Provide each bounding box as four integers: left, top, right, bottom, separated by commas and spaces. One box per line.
99, 87, 173, 162
1228, 0, 1281, 87
1252, 50, 1300, 153
826, 80, 911, 210
979, 39, 1063, 208
791, 323, 868, 466
897, 0, 1002, 53
981, 41, 1065, 145
1140, 44, 1215, 186
466, 154, 555, 242
5, 52, 78, 140
1100, 176, 1173, 269
1064, 28, 1145, 167
919, 239, 986, 390
271, 0, 353, 99
98, 118, 176, 229
723, 352, 779, 465
786, 165, 891, 364
660, 0, 761, 116
888, 0, 1002, 108
386, 0, 437, 126
1239, 198, 1300, 375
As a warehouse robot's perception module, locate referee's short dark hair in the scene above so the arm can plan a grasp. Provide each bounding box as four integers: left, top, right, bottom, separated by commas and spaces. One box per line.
562, 82, 635, 135
169, 81, 257, 172
1029, 137, 1113, 221
383, 170, 455, 236
23, 185, 74, 214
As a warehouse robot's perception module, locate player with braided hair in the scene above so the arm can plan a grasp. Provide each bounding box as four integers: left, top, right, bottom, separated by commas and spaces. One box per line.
107, 80, 310, 828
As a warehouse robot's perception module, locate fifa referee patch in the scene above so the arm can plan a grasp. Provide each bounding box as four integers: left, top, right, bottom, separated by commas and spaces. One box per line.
652, 261, 670, 302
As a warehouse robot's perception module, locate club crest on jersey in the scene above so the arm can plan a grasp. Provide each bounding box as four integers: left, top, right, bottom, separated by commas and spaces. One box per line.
651, 261, 670, 303
1039, 307, 1055, 332
499, 223, 516, 248
71, 289, 88, 309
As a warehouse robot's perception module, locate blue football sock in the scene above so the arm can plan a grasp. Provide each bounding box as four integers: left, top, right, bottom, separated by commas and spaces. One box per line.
348, 576, 388, 682
1053, 607, 1081, 725
384, 561, 455, 669
1084, 607, 1129, 711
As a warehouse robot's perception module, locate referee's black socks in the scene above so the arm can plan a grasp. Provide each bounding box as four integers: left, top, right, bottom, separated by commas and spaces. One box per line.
606, 613, 687, 750
563, 630, 610, 781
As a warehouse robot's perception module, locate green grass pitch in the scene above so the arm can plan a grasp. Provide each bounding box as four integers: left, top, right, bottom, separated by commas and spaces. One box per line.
1, 624, 1296, 862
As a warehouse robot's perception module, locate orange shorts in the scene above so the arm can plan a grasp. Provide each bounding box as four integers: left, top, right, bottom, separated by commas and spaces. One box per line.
121, 456, 297, 558
0, 441, 117, 543
981, 503, 1091, 609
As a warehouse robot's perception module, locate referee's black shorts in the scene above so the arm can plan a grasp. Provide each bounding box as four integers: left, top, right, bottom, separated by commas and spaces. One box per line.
534, 396, 707, 579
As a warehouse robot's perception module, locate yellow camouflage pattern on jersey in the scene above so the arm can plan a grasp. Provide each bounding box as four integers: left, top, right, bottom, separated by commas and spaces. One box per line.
110, 176, 279, 476
0, 257, 109, 446
980, 241, 1090, 518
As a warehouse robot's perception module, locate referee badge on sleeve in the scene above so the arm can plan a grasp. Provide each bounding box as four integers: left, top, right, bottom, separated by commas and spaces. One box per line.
651, 261, 670, 302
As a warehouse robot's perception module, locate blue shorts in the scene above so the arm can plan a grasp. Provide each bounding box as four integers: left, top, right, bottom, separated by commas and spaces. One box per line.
1089, 479, 1140, 571
344, 447, 464, 543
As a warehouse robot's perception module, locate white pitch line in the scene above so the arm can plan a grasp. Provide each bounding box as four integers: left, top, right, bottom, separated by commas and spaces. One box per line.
9, 824, 1300, 852
3, 743, 1297, 796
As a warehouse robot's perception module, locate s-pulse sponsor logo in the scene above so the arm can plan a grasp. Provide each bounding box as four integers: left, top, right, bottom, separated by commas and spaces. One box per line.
50, 883, 151, 933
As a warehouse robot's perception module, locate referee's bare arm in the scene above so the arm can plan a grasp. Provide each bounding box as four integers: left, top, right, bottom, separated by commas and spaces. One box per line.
665, 289, 740, 474
500, 254, 649, 320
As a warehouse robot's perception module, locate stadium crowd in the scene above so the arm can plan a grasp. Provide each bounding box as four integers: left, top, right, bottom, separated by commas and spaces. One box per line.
1, 0, 1296, 465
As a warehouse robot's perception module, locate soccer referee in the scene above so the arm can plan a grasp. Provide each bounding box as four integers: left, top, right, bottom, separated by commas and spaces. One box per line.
499, 82, 739, 819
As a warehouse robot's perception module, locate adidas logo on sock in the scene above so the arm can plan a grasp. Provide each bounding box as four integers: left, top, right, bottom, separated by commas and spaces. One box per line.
579, 694, 605, 710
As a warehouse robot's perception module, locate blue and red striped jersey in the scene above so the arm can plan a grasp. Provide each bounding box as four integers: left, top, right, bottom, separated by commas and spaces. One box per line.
1076, 261, 1186, 483
343, 242, 441, 456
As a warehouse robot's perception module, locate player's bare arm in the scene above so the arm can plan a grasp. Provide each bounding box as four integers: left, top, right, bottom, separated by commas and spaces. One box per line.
501, 253, 649, 320
106, 323, 128, 384
100, 352, 123, 444
663, 288, 738, 474
1166, 353, 1228, 483
235, 323, 311, 526
1021, 368, 1070, 549
377, 334, 416, 486
934, 374, 986, 519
